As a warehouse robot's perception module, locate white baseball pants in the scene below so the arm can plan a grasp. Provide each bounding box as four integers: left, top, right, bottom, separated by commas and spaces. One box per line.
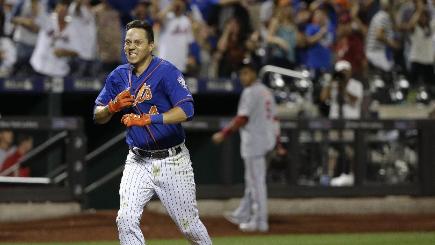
116, 144, 212, 245
232, 155, 268, 224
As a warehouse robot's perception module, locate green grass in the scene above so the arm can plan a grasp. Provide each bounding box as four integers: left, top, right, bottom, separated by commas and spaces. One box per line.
3, 232, 435, 245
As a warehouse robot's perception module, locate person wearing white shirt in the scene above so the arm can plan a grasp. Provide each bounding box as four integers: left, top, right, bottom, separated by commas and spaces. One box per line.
365, 0, 400, 72
156, 0, 193, 73
68, 0, 97, 77
10, 0, 46, 75
0, 36, 17, 77
401, 0, 434, 88
30, 0, 81, 78
320, 60, 363, 186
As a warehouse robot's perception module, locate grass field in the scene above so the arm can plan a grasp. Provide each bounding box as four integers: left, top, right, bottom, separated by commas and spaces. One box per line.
3, 232, 435, 245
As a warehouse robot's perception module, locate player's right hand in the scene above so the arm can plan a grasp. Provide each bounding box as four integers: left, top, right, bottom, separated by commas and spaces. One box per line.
108, 89, 134, 113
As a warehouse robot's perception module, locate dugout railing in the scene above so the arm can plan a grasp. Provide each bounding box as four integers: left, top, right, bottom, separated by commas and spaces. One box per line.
187, 117, 435, 198
0, 117, 86, 203
2, 117, 435, 209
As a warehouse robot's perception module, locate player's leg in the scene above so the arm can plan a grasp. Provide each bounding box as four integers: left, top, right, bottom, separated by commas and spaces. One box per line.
227, 157, 253, 223
154, 145, 212, 245
239, 156, 268, 232
117, 151, 155, 245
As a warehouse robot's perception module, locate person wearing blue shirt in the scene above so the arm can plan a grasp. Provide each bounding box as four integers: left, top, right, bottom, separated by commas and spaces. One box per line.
94, 20, 212, 245
305, 8, 334, 75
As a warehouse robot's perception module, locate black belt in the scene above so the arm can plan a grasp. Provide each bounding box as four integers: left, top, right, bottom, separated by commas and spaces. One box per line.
131, 146, 182, 159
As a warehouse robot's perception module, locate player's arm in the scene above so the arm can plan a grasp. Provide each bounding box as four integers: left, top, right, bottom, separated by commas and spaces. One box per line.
211, 115, 249, 144
53, 48, 79, 58
94, 89, 134, 124
94, 105, 113, 124
11, 17, 40, 33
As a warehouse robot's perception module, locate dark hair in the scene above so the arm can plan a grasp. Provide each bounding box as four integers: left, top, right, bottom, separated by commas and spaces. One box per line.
16, 134, 32, 144
57, 0, 72, 5
239, 58, 259, 72
126, 20, 154, 43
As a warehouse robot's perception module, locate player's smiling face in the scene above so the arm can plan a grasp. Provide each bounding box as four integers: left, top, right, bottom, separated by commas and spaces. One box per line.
124, 28, 154, 66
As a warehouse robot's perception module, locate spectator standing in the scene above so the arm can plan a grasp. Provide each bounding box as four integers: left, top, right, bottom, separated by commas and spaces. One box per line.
93, 0, 122, 75
10, 0, 46, 75
400, 0, 434, 89
304, 8, 335, 77
334, 1, 367, 79
214, 16, 249, 77
68, 0, 97, 77
156, 0, 193, 74
30, 0, 81, 78
365, 0, 399, 73
0, 1, 16, 78
319, 60, 363, 186
3, 0, 16, 37
132, 0, 154, 25
266, 1, 303, 68
187, 21, 213, 78
0, 34, 16, 77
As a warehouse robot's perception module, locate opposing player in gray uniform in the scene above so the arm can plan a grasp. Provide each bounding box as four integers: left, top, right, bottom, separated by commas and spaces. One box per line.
212, 60, 277, 232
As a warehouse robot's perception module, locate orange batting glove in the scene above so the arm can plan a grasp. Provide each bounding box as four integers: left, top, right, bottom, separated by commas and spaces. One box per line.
121, 113, 151, 127
108, 89, 134, 113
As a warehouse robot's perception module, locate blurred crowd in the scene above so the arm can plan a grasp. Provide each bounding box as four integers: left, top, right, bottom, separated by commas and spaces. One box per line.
0, 0, 434, 102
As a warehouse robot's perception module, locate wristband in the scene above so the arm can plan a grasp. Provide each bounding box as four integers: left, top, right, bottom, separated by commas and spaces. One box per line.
221, 127, 232, 138
150, 114, 164, 124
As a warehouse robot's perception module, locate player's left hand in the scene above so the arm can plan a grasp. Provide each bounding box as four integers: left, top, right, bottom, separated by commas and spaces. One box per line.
211, 132, 225, 144
121, 113, 151, 127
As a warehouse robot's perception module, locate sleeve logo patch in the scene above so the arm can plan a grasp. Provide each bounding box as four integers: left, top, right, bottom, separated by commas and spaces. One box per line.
177, 75, 188, 90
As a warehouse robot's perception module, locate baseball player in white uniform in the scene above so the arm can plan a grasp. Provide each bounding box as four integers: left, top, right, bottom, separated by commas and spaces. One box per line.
212, 60, 277, 232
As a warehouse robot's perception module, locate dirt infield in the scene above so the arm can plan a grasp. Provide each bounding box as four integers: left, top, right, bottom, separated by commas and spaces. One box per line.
1, 210, 435, 242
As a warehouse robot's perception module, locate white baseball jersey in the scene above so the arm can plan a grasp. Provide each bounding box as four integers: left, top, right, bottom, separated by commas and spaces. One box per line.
30, 13, 81, 77
238, 81, 277, 158
157, 13, 193, 73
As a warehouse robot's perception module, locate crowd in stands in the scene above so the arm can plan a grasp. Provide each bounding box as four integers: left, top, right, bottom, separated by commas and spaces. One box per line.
0, 0, 434, 101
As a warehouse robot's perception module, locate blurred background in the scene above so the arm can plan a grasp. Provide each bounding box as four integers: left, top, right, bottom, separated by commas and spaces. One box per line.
1, 0, 435, 219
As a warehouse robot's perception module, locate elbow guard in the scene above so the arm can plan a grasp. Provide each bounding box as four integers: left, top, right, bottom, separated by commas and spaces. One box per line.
178, 101, 194, 121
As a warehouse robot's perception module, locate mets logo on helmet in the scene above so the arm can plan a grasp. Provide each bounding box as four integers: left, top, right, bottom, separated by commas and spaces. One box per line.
134, 83, 152, 105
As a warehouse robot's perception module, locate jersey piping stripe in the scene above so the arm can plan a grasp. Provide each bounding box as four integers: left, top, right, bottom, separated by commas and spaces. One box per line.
174, 97, 194, 107
128, 59, 163, 149
131, 102, 159, 148
145, 125, 159, 148
130, 59, 164, 96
